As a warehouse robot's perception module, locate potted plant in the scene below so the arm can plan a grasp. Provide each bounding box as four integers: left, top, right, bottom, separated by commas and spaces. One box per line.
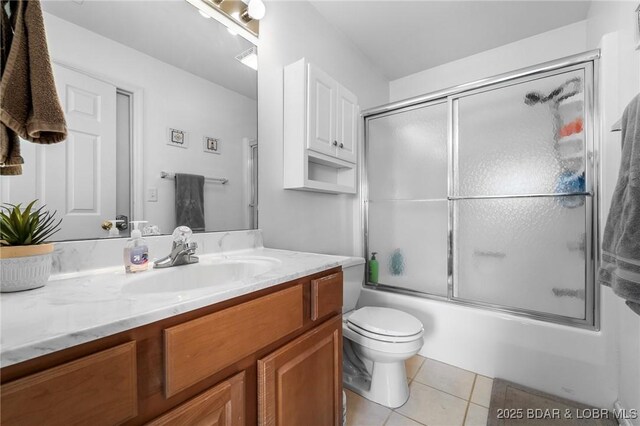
0, 201, 62, 292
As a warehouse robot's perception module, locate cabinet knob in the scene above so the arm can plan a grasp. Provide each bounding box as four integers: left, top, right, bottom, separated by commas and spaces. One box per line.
339, 143, 344, 148
333, 141, 338, 146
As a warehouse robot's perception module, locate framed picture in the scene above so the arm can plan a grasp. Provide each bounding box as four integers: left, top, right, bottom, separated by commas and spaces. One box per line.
203, 136, 221, 154
167, 127, 188, 149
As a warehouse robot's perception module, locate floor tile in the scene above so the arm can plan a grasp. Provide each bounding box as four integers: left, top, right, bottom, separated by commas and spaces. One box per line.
345, 389, 392, 426
464, 403, 489, 426
385, 412, 424, 426
405, 355, 426, 380
396, 381, 468, 426
470, 375, 493, 408
413, 358, 476, 400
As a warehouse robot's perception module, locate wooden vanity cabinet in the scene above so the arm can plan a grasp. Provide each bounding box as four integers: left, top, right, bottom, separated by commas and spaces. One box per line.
0, 267, 343, 426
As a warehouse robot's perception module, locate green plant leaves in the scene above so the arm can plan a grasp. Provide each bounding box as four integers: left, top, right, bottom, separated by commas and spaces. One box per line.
0, 200, 62, 246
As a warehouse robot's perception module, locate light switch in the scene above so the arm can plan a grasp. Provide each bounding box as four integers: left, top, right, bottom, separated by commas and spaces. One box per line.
147, 187, 158, 202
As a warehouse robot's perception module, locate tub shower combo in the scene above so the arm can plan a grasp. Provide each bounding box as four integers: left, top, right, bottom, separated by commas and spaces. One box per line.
363, 51, 599, 328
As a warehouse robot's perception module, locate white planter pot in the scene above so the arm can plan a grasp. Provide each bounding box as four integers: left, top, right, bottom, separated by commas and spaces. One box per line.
0, 244, 54, 293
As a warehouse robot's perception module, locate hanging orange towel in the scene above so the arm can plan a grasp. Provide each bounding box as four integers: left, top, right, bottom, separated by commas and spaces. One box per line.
0, 0, 67, 176
559, 118, 583, 138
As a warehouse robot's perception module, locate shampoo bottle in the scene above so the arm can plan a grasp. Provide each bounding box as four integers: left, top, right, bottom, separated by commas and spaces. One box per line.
369, 252, 379, 284
124, 221, 149, 273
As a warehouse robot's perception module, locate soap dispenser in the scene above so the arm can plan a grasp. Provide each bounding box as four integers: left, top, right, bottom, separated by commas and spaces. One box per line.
123, 221, 149, 273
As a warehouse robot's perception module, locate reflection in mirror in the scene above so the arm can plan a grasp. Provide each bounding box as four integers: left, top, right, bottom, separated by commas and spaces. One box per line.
1, 0, 257, 241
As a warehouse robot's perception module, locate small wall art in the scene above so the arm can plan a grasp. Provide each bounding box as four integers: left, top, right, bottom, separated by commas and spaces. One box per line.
167, 127, 188, 148
203, 136, 221, 155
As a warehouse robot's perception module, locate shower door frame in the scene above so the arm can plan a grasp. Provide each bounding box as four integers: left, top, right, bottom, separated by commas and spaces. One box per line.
361, 50, 601, 330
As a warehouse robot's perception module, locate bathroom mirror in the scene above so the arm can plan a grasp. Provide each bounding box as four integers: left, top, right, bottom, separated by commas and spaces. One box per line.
0, 0, 258, 241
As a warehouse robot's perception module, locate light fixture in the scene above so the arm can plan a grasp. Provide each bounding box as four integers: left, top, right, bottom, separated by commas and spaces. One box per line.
235, 47, 258, 71
198, 9, 211, 19
240, 0, 265, 22
248, 0, 266, 19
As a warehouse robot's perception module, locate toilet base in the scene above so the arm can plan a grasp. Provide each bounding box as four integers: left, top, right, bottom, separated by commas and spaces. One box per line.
345, 361, 410, 408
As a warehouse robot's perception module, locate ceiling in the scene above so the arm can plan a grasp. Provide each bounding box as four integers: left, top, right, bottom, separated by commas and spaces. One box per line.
310, 1, 592, 80
42, 0, 257, 99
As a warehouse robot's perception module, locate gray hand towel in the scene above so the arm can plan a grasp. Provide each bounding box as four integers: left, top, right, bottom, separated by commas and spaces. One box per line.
599, 93, 640, 315
175, 173, 205, 232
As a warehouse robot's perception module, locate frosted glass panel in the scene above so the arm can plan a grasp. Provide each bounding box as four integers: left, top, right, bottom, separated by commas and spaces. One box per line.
455, 69, 587, 197
368, 102, 448, 200
453, 196, 587, 318
368, 200, 448, 296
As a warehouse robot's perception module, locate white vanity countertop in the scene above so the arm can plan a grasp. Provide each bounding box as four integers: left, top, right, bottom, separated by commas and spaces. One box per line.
0, 247, 360, 367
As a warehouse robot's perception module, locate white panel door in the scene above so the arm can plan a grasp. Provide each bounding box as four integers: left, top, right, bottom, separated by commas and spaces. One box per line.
1, 65, 118, 241
335, 85, 358, 164
52, 65, 117, 240
306, 63, 336, 157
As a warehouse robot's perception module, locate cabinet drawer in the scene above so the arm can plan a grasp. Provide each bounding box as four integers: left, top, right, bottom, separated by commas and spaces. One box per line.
165, 285, 303, 397
148, 372, 244, 426
311, 271, 343, 321
1, 341, 137, 426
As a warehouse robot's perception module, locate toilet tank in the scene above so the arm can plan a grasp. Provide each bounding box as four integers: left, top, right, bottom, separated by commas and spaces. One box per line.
341, 257, 366, 313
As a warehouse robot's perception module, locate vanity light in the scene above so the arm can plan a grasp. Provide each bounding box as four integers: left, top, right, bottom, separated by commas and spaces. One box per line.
240, 0, 266, 22
248, 0, 266, 20
235, 47, 258, 70
198, 9, 211, 19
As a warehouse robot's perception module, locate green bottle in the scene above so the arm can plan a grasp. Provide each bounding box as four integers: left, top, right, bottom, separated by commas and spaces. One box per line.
369, 252, 379, 284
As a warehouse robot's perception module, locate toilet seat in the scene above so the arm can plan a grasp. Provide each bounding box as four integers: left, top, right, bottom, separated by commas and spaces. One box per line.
347, 322, 422, 343
343, 322, 424, 355
346, 307, 423, 343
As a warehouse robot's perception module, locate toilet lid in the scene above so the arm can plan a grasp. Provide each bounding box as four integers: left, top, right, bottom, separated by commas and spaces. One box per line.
347, 307, 423, 337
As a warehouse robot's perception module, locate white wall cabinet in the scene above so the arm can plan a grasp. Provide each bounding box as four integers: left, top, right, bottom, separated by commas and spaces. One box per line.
284, 58, 359, 194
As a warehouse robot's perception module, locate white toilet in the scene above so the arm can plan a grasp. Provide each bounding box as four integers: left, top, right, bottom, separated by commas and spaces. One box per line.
341, 258, 424, 408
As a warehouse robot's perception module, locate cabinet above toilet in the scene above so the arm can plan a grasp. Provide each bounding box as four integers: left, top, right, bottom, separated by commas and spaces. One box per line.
283, 58, 360, 194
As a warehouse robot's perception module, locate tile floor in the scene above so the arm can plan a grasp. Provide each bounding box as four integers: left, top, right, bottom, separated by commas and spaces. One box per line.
346, 355, 492, 426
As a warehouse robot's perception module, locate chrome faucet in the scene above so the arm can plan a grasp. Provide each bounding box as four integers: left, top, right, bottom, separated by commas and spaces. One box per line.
154, 226, 199, 269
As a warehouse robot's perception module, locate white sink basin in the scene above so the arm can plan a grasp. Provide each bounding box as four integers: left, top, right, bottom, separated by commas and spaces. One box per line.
122, 256, 281, 294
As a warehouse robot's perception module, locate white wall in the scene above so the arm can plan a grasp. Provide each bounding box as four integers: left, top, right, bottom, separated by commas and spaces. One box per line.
361, 21, 625, 408
586, 1, 640, 421
257, 1, 388, 256
43, 13, 257, 236
390, 20, 588, 102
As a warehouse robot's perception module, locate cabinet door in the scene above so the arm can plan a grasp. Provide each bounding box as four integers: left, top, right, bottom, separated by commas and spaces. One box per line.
258, 315, 342, 426
148, 372, 244, 426
336, 85, 358, 164
307, 63, 337, 157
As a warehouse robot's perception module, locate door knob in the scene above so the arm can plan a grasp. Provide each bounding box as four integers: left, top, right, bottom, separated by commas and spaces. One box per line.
339, 143, 344, 148
333, 140, 338, 146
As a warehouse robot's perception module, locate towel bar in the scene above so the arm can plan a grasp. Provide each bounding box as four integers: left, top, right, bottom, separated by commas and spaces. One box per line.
611, 118, 622, 132
160, 171, 228, 184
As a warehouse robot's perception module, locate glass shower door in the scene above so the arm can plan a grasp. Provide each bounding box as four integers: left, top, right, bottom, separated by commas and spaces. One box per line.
451, 65, 594, 321
366, 101, 449, 296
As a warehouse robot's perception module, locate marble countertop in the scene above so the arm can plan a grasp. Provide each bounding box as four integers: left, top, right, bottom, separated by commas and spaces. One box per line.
1, 247, 357, 367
